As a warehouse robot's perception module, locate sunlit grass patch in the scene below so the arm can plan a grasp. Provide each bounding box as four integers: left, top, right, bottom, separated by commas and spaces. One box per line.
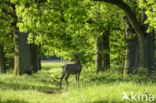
0, 61, 156, 103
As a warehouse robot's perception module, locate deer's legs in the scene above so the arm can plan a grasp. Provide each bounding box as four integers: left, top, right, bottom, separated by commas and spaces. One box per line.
78, 73, 80, 82
65, 74, 70, 85
75, 74, 78, 82
60, 73, 66, 88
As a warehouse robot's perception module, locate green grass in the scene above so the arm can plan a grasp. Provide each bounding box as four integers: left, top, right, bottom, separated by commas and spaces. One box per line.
0, 62, 156, 103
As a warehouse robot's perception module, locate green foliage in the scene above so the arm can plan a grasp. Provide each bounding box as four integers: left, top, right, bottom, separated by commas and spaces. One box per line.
138, 0, 156, 30
0, 0, 155, 71
110, 30, 126, 69
0, 1, 14, 58
1, 0, 127, 69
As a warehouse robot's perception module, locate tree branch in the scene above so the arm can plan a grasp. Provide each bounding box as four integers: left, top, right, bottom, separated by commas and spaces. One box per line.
93, 0, 144, 38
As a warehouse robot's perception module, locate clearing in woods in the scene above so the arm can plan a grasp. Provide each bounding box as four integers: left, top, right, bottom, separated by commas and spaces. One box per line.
0, 61, 156, 103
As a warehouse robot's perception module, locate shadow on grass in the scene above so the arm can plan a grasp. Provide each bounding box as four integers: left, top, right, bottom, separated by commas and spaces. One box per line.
0, 65, 64, 95
84, 73, 124, 85
0, 71, 62, 94
0, 81, 61, 94
85, 71, 156, 85
0, 99, 28, 103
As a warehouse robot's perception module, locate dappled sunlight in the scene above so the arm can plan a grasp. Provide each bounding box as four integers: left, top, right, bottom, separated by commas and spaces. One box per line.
0, 62, 156, 103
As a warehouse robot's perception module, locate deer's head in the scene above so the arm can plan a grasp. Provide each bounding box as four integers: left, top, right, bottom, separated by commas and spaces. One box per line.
71, 52, 84, 63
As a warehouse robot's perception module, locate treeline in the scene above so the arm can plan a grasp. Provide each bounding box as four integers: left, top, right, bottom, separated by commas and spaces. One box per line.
0, 0, 155, 76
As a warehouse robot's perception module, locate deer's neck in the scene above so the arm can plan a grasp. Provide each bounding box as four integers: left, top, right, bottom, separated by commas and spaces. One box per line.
75, 61, 81, 65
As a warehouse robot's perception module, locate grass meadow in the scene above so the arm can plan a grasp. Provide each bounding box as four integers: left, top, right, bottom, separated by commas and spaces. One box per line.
0, 61, 156, 103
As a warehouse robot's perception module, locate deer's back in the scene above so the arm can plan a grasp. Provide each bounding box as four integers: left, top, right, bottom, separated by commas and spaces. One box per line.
63, 64, 82, 74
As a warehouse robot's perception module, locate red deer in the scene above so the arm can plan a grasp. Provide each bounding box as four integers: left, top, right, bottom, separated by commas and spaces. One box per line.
60, 52, 83, 88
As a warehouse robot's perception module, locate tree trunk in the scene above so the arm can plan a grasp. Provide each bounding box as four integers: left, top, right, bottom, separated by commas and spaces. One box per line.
96, 32, 110, 72
101, 32, 110, 70
13, 32, 32, 75
123, 17, 138, 76
19, 33, 32, 74
94, 0, 148, 69
146, 32, 155, 74
30, 44, 38, 73
0, 44, 6, 73
37, 55, 41, 70
37, 46, 41, 70
96, 34, 103, 72
140, 9, 155, 74
13, 31, 20, 75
